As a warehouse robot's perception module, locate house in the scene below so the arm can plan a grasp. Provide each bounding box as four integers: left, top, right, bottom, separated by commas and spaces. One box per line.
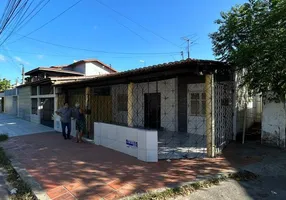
15, 59, 115, 128
54, 58, 235, 161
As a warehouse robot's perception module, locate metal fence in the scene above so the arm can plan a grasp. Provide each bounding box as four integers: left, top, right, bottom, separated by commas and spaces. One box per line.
66, 74, 234, 159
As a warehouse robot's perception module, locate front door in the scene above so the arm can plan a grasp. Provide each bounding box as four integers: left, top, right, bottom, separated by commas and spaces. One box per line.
144, 93, 161, 129
40, 98, 54, 128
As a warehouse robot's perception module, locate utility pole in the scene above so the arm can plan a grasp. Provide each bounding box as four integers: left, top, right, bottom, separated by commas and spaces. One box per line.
182, 37, 190, 59
20, 64, 24, 84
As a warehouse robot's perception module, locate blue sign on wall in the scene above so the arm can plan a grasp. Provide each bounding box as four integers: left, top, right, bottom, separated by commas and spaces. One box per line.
126, 139, 138, 148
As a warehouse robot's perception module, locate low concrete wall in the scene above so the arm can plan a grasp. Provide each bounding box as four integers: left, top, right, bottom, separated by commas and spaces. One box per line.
94, 122, 158, 162
262, 102, 286, 148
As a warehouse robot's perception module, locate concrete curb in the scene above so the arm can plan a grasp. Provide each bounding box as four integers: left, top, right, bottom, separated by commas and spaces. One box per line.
120, 169, 238, 200
10, 158, 51, 200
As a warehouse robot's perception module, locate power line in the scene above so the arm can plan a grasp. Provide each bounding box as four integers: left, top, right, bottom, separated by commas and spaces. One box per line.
0, 46, 22, 73
94, 0, 180, 48
0, 0, 51, 46
12, 33, 180, 55
111, 17, 148, 43
8, 0, 82, 44
14, 0, 51, 33
5, 48, 180, 59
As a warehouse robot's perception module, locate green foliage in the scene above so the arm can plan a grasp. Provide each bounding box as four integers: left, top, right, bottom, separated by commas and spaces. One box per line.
210, 0, 286, 101
0, 78, 11, 91
0, 134, 8, 142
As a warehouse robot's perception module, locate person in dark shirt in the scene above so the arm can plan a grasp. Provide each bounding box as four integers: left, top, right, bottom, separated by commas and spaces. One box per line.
56, 102, 72, 140
74, 104, 85, 143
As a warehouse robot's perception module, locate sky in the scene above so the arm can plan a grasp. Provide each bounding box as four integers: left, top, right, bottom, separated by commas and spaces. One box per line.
0, 0, 247, 84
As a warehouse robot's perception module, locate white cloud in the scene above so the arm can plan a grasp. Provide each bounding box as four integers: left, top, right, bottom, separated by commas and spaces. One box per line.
0, 54, 6, 62
14, 56, 30, 65
37, 54, 44, 59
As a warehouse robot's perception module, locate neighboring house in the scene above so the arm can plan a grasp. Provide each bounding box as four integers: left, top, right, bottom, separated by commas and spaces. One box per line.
64, 59, 116, 75
15, 59, 114, 128
261, 100, 286, 148
55, 59, 235, 160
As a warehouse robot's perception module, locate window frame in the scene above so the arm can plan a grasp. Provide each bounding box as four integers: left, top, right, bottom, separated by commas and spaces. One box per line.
189, 92, 206, 116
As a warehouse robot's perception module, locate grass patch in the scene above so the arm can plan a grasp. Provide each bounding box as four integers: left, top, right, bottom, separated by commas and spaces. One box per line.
0, 146, 36, 200
0, 134, 8, 142
124, 170, 258, 200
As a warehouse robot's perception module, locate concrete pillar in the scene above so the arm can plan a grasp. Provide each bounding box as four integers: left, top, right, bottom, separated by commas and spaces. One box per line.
53, 86, 57, 129
128, 82, 134, 127
85, 87, 91, 137
205, 74, 215, 157
233, 73, 237, 140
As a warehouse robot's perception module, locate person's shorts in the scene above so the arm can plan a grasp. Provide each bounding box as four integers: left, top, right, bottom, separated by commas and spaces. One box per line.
76, 121, 85, 132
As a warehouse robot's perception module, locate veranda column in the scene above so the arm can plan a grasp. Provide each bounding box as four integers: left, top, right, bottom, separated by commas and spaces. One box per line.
85, 87, 91, 138
205, 74, 215, 157
128, 82, 134, 127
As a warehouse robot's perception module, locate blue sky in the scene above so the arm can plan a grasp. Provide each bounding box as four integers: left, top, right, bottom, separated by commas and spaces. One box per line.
0, 0, 247, 83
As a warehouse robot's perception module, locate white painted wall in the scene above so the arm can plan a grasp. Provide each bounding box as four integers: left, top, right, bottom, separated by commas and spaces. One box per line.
85, 62, 112, 76
111, 78, 177, 131
262, 102, 286, 148
94, 122, 158, 162
66, 62, 113, 76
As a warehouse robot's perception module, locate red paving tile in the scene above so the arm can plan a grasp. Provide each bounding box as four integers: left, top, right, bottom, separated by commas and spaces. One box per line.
103, 191, 124, 200
52, 192, 75, 200
0, 132, 245, 200
47, 186, 68, 199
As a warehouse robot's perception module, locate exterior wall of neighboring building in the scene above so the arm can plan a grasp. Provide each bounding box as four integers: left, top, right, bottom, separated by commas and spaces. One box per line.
262, 101, 286, 148
85, 62, 113, 76
3, 88, 18, 115
65, 62, 114, 76
4, 96, 13, 114
66, 63, 85, 74
18, 86, 31, 121
234, 72, 262, 138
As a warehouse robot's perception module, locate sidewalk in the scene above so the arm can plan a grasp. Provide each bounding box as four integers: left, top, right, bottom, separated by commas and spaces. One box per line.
0, 113, 53, 137
1, 132, 237, 200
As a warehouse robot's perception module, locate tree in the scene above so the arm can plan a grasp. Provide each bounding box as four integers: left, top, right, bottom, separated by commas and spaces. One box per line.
0, 78, 11, 91
210, 0, 286, 102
